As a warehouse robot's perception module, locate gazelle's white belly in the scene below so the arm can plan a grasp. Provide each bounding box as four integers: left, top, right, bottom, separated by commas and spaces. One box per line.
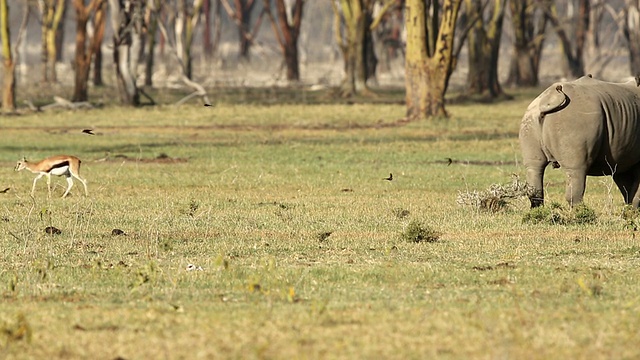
49, 166, 70, 176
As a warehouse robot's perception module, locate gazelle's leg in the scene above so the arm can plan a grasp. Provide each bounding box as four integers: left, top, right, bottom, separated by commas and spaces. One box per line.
46, 174, 52, 197
31, 173, 44, 196
62, 176, 73, 198
72, 173, 88, 196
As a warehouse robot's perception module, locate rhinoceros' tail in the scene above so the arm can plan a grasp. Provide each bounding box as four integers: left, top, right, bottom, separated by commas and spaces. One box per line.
539, 85, 570, 115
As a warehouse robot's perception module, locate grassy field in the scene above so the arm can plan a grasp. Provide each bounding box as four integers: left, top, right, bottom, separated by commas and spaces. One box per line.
1, 88, 639, 359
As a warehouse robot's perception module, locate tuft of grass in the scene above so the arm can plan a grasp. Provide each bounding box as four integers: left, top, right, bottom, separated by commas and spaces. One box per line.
393, 208, 411, 219
573, 203, 597, 224
522, 202, 597, 225
400, 220, 442, 243
0, 313, 32, 347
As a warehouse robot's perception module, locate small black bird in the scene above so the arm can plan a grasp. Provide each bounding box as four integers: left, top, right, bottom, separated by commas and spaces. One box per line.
204, 103, 214, 107
446, 158, 453, 166
82, 129, 95, 135
0, 187, 9, 193
384, 173, 393, 181
45, 226, 62, 235
317, 231, 333, 242
111, 228, 127, 236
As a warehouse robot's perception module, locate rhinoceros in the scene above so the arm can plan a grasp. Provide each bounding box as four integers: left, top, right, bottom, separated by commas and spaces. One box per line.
520, 75, 640, 208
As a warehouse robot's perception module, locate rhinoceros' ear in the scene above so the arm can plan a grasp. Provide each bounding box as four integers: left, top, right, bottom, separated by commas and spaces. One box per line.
539, 85, 570, 115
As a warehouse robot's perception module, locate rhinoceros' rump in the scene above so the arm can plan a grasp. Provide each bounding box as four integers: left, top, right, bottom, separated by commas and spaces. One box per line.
520, 75, 640, 208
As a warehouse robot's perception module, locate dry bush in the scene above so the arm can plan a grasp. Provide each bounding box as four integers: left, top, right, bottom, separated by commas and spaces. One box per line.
456, 177, 532, 212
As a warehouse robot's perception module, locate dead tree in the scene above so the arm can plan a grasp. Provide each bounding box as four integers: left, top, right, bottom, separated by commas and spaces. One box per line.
624, 0, 640, 75
464, 0, 508, 99
221, 0, 263, 61
155, 5, 211, 105
506, 0, 548, 87
91, 0, 107, 86
72, 0, 106, 102
109, 0, 145, 105
264, 0, 305, 82
546, 0, 590, 78
331, 0, 379, 97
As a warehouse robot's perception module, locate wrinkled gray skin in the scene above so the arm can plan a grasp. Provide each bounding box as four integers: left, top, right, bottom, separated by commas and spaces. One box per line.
520, 76, 640, 207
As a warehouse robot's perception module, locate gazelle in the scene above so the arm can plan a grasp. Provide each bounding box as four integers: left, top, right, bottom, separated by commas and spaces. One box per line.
15, 155, 88, 198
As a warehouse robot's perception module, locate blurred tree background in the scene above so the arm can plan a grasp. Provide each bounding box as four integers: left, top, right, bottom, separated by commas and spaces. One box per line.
0, 0, 636, 118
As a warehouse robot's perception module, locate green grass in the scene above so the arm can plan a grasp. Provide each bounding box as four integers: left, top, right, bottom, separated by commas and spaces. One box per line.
1, 89, 639, 359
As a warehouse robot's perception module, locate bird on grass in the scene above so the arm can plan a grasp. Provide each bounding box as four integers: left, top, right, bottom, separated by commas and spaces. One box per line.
82, 129, 95, 135
111, 228, 126, 236
0, 187, 9, 193
186, 264, 204, 271
45, 226, 62, 235
317, 231, 333, 242
384, 173, 393, 181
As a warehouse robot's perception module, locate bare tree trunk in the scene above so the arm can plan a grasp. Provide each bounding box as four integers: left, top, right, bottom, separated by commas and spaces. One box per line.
39, 0, 65, 83
1, 0, 15, 112
203, 0, 213, 57
72, 0, 105, 102
372, 1, 402, 74
363, 7, 376, 82
332, 0, 374, 97
405, 0, 462, 119
546, 0, 590, 78
586, 0, 603, 58
185, 0, 204, 79
173, 0, 203, 80
236, 0, 255, 60
92, 1, 107, 86
110, 0, 144, 105
212, 0, 222, 56
264, 0, 304, 81
156, 13, 211, 105
73, 1, 90, 102
624, 0, 640, 75
55, 2, 67, 62
465, 0, 507, 99
506, 0, 547, 87
145, 0, 159, 86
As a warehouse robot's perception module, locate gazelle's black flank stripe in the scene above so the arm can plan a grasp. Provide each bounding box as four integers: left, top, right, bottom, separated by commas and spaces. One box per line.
46, 161, 70, 173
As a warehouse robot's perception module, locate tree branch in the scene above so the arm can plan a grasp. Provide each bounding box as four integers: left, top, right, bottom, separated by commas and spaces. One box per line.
156, 16, 211, 105
370, 0, 396, 31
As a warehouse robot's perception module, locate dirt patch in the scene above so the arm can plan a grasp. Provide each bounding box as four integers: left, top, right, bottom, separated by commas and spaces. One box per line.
97, 153, 188, 164
433, 158, 517, 166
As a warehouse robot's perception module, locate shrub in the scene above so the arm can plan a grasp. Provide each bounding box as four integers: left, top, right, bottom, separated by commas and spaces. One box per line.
401, 220, 441, 243
573, 204, 597, 224
522, 202, 597, 225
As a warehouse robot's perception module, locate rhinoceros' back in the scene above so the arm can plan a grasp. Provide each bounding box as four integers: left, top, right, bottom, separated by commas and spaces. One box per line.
568, 80, 640, 173
522, 78, 640, 175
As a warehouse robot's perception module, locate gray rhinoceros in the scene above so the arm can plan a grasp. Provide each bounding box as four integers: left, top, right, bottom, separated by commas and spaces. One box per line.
520, 75, 640, 208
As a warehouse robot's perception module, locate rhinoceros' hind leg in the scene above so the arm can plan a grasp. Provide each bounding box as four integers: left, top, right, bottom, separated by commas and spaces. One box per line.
525, 164, 547, 208
564, 169, 587, 207
613, 170, 640, 207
